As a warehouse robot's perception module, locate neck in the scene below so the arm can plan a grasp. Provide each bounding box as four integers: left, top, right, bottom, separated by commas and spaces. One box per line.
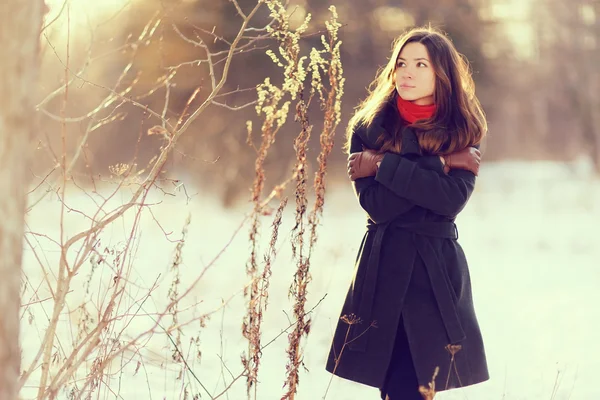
411, 97, 434, 106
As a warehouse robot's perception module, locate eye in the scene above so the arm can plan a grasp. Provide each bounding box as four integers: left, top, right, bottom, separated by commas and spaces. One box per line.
417, 62, 428, 67
397, 61, 406, 67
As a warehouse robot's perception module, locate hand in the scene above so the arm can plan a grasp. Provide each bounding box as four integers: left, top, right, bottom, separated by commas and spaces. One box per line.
347, 148, 384, 181
445, 146, 481, 175
440, 156, 451, 174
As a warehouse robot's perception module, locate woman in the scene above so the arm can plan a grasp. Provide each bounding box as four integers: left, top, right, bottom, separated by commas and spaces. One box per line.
325, 27, 489, 399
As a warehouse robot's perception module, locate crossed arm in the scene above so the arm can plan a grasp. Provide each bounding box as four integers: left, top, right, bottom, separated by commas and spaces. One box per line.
349, 131, 477, 222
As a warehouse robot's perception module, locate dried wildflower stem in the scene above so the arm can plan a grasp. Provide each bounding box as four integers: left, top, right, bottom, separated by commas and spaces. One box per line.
241, 1, 316, 394
28, 176, 132, 394
284, 97, 311, 400
550, 368, 564, 400
28, 0, 263, 389
44, 194, 245, 397
419, 366, 439, 400
83, 192, 147, 392
322, 315, 366, 400
288, 16, 345, 398
216, 294, 326, 400
167, 215, 190, 368
243, 77, 286, 395
242, 194, 287, 395
151, 305, 212, 398
283, 7, 343, 399
307, 8, 344, 255
241, 0, 313, 396
21, 0, 345, 397
57, 212, 174, 397
244, 2, 317, 398
47, 183, 150, 396
444, 344, 463, 390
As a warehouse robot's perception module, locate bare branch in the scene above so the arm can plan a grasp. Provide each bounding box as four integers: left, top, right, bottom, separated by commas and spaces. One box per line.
212, 99, 258, 111
230, 0, 247, 19
27, 167, 58, 195
166, 58, 210, 70
178, 2, 263, 133
20, 2, 345, 398
40, 25, 172, 130
214, 86, 258, 98
41, 0, 68, 34
172, 23, 216, 90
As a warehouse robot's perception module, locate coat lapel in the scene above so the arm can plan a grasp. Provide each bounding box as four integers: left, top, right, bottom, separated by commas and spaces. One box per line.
398, 126, 421, 156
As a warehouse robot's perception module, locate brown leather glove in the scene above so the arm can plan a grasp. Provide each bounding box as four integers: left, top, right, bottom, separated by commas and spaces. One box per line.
445, 146, 481, 175
347, 148, 384, 181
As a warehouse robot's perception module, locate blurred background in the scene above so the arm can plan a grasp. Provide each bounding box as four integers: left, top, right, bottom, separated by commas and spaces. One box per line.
39, 0, 600, 206
27, 1, 600, 399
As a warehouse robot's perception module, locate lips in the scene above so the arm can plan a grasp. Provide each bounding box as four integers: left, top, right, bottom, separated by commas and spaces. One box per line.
400, 84, 415, 89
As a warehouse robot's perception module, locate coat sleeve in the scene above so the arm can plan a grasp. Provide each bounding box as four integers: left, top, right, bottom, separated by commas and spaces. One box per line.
351, 177, 413, 224
374, 151, 476, 218
349, 127, 438, 224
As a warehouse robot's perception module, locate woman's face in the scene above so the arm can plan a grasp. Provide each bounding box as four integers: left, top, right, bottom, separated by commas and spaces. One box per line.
394, 42, 436, 106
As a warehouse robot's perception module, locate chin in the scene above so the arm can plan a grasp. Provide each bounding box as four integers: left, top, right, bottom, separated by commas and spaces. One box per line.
403, 96, 419, 102
397, 91, 419, 102
398, 92, 433, 105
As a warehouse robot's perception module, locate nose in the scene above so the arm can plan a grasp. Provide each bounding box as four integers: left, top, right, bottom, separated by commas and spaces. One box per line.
401, 68, 413, 80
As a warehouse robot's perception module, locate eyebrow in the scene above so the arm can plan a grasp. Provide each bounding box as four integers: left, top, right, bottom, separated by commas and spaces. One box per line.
398, 57, 430, 62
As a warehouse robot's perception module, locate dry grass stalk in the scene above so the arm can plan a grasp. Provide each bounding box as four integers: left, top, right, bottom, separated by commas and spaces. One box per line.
322, 314, 376, 400
168, 214, 191, 367
239, 2, 344, 399
241, 2, 292, 392
444, 343, 463, 390
20, 1, 277, 398
419, 366, 439, 400
282, 6, 344, 400
19, 0, 345, 398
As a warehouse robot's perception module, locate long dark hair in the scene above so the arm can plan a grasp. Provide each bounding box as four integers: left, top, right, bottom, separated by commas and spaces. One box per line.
343, 27, 487, 155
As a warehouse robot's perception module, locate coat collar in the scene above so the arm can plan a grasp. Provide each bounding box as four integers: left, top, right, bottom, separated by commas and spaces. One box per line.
357, 98, 421, 156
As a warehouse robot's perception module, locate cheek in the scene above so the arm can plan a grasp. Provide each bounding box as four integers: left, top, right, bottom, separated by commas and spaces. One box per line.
423, 71, 436, 92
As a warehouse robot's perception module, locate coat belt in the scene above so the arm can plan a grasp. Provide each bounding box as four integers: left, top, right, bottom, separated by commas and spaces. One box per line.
349, 219, 466, 352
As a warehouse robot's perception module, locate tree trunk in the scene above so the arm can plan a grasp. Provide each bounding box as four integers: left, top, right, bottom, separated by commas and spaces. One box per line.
0, 1, 44, 399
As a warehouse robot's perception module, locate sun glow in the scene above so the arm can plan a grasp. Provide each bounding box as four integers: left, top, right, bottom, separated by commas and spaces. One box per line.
43, 0, 133, 38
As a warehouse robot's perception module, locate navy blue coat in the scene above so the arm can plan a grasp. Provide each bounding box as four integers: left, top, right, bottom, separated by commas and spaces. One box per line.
325, 101, 489, 393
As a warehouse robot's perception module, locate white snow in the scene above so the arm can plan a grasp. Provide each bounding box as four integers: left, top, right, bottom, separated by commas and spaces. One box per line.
20, 159, 600, 399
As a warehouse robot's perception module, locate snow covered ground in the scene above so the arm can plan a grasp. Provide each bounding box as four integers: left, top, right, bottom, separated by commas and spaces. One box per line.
20, 159, 600, 399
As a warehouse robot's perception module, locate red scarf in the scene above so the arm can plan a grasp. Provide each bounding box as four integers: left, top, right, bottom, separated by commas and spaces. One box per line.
396, 95, 436, 124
